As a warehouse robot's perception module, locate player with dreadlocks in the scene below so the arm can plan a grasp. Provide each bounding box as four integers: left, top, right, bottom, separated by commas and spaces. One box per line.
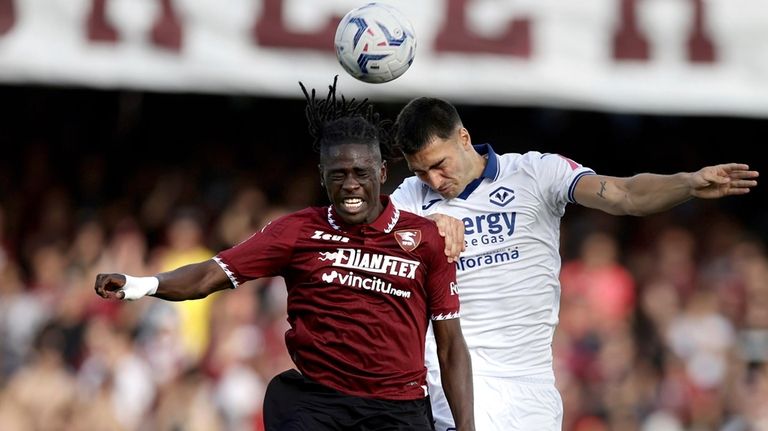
93, 77, 475, 431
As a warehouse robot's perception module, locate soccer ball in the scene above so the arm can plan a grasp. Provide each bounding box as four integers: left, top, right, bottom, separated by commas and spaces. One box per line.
334, 3, 416, 84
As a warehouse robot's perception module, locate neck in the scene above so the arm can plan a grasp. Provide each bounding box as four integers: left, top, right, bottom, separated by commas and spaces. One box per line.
472, 151, 488, 179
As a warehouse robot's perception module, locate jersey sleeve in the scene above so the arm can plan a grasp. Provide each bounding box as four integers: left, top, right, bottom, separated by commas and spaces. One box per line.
533, 153, 595, 215
390, 178, 424, 215
421, 228, 460, 320
214, 214, 298, 288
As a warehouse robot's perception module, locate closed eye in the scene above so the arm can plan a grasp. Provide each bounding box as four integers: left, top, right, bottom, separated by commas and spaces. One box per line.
412, 160, 446, 176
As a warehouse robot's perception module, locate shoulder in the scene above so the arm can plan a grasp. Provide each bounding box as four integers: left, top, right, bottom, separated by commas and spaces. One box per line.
395, 210, 442, 241
391, 213, 449, 267
390, 179, 434, 212
263, 207, 323, 231
493, 150, 544, 173
393, 176, 429, 196
498, 151, 587, 175
500, 150, 543, 166
397, 209, 436, 227
497, 150, 560, 162
292, 206, 325, 219
482, 151, 540, 184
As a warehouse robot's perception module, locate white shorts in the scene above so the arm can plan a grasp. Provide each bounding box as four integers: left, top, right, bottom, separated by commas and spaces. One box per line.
428, 369, 563, 431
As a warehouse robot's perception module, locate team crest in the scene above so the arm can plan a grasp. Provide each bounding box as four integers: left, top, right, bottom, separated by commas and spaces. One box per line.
395, 230, 422, 252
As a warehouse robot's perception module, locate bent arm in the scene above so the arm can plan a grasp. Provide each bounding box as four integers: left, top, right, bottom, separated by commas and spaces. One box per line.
94, 259, 232, 301
433, 318, 475, 431
426, 213, 466, 263
574, 163, 758, 216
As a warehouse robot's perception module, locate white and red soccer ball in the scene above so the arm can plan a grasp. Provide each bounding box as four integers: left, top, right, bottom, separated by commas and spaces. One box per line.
334, 3, 417, 84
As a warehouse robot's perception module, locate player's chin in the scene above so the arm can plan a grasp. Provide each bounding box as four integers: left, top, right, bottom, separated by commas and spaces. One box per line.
335, 204, 369, 224
438, 189, 459, 199
435, 184, 459, 199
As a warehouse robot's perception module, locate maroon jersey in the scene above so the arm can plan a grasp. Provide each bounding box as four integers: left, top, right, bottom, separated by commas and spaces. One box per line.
215, 196, 459, 400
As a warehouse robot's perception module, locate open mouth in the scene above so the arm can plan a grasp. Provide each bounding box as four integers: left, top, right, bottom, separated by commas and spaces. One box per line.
341, 197, 365, 212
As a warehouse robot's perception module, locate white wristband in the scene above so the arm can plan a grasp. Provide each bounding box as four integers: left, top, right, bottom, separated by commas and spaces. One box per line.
121, 275, 159, 300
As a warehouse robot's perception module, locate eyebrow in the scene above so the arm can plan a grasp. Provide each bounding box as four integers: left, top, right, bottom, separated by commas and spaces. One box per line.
328, 166, 373, 174
426, 158, 446, 171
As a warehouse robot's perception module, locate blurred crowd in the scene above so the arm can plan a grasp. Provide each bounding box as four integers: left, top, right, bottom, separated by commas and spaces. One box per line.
0, 88, 767, 431
0, 174, 299, 431
1, 163, 766, 431
556, 209, 768, 431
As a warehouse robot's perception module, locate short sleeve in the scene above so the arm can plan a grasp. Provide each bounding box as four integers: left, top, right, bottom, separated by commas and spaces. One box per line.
390, 178, 424, 215
422, 232, 460, 320
215, 215, 298, 288
532, 153, 595, 214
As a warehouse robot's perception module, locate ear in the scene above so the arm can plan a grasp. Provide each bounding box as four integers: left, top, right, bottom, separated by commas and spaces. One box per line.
318, 164, 325, 187
380, 160, 388, 184
459, 127, 472, 150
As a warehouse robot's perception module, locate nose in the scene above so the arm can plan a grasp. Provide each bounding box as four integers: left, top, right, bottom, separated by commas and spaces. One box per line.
426, 171, 443, 190
342, 175, 361, 191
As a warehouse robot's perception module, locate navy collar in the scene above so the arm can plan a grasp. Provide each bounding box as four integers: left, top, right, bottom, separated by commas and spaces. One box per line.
456, 144, 500, 200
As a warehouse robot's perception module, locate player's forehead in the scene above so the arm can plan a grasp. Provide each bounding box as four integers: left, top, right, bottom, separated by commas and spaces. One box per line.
405, 137, 456, 169
322, 143, 380, 169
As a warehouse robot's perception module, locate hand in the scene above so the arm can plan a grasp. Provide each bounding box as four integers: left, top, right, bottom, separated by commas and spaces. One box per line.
428, 213, 465, 263
94, 273, 158, 300
94, 273, 128, 300
690, 163, 759, 199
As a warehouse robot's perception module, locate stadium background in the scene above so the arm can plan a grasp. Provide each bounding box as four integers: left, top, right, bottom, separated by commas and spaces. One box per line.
1, 1, 767, 430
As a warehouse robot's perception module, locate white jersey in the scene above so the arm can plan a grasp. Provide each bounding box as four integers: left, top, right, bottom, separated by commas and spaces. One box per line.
391, 145, 594, 379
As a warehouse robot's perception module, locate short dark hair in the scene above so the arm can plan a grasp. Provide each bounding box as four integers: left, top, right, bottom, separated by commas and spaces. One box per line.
300, 76, 392, 163
393, 97, 462, 155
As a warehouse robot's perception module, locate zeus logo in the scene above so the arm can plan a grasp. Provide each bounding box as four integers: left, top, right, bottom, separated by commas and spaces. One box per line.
311, 230, 350, 243
318, 249, 420, 279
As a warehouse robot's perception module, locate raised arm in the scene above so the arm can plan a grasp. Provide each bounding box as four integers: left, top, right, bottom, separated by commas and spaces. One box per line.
433, 318, 475, 431
574, 163, 759, 216
94, 258, 232, 302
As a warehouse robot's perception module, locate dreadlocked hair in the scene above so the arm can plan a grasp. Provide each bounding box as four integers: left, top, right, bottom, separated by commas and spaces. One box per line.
300, 75, 398, 162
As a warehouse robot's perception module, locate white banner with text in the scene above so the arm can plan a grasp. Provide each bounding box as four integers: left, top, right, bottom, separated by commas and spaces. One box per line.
0, 0, 767, 117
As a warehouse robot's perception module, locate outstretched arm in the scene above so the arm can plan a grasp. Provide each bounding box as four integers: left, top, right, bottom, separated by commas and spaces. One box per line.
574, 163, 759, 216
433, 318, 475, 431
94, 259, 232, 301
